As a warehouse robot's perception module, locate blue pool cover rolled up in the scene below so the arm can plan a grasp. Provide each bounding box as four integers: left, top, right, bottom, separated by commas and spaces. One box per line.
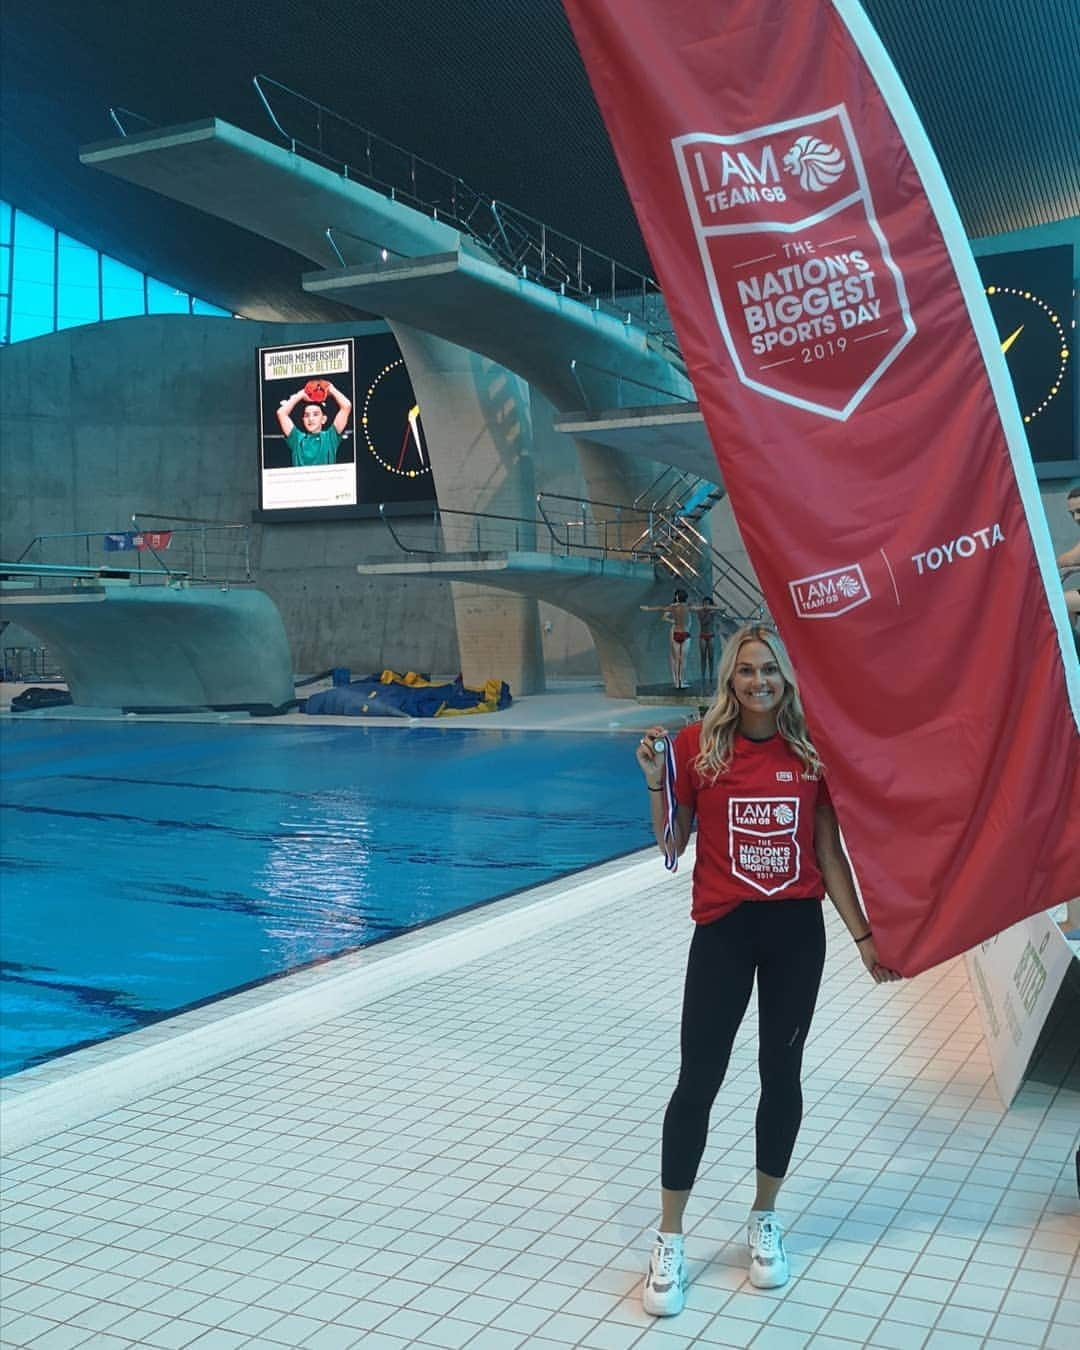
303, 672, 512, 718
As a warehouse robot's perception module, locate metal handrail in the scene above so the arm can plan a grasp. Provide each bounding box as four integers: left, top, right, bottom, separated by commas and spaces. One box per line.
376, 501, 766, 619
12, 520, 253, 585
533, 496, 620, 554
633, 464, 684, 511
671, 518, 765, 614
12, 530, 180, 579
108, 106, 159, 137
536, 493, 761, 612
251, 75, 677, 342
536, 491, 651, 518
375, 499, 767, 622
324, 225, 410, 268
380, 503, 545, 557
255, 74, 471, 211
629, 505, 766, 618
630, 465, 720, 517
380, 502, 651, 562
7, 534, 179, 583
132, 513, 253, 583
568, 357, 692, 410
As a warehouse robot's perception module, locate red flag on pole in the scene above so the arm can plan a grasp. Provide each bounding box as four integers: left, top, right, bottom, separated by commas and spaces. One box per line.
564, 0, 1080, 974
140, 531, 173, 551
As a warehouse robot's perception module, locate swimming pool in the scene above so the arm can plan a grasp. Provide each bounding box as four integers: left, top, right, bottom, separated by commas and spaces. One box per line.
0, 720, 650, 1076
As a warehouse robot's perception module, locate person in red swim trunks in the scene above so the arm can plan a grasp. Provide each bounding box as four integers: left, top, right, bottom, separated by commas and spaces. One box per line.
692, 594, 719, 686
641, 587, 693, 688
634, 622, 900, 1316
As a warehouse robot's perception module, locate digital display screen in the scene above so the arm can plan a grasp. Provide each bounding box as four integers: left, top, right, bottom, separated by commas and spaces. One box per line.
974, 244, 1075, 465
258, 338, 358, 510
257, 334, 437, 515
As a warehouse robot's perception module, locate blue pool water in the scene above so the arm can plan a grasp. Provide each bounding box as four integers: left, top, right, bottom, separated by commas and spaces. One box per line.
0, 720, 650, 1076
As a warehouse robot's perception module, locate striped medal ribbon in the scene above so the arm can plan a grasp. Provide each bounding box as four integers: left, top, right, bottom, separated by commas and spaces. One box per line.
655, 737, 679, 873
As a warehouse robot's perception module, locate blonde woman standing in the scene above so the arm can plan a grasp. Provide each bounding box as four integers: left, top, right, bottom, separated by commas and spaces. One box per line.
636, 623, 900, 1316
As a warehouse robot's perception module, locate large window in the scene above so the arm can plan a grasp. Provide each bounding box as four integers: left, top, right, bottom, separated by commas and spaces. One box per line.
0, 201, 233, 344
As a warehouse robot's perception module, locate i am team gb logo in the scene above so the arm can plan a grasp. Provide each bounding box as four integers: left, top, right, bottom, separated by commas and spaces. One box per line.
729, 797, 801, 895
789, 564, 871, 619
672, 105, 916, 421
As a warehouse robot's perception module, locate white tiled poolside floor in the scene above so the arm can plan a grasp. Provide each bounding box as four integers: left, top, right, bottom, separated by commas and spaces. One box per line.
1, 854, 1077, 1350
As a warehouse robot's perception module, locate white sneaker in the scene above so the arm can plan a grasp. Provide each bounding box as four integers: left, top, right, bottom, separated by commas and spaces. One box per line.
747, 1211, 789, 1288
643, 1230, 687, 1315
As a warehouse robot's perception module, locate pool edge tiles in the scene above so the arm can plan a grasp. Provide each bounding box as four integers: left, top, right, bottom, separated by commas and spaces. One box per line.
0, 844, 682, 1152
1, 682, 699, 735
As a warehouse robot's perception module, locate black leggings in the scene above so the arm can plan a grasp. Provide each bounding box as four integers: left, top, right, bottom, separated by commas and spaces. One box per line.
661, 899, 826, 1190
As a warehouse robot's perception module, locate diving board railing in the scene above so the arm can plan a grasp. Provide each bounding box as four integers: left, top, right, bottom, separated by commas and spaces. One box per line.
633, 463, 722, 519
377, 499, 767, 623
249, 75, 678, 346
567, 356, 693, 410
101, 85, 683, 352
108, 106, 160, 137
378, 502, 624, 562
537, 491, 766, 619
10, 518, 253, 586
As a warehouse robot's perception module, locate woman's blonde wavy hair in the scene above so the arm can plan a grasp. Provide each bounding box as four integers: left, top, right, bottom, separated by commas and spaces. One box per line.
693, 622, 822, 782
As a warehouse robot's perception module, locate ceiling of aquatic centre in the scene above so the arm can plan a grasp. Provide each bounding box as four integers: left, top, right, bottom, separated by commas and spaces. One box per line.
1, 0, 1078, 321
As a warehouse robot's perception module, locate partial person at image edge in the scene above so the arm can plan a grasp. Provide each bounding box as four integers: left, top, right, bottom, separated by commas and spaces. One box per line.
1058, 482, 1080, 629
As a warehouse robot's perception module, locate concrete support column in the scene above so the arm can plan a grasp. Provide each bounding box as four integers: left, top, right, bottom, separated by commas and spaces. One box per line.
566, 438, 672, 692
588, 629, 639, 701
388, 322, 546, 694
450, 582, 544, 695
574, 439, 661, 552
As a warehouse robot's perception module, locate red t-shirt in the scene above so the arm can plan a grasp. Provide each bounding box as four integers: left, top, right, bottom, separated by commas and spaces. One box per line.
673, 722, 831, 925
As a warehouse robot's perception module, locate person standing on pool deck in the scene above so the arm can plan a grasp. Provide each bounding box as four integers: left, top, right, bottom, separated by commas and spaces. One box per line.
276, 382, 353, 466
640, 588, 693, 688
635, 621, 901, 1316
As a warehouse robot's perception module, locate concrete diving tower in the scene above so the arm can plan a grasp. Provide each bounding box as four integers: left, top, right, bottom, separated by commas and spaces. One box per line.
356, 552, 684, 701
303, 246, 694, 420
0, 567, 294, 713
79, 117, 694, 419
555, 402, 713, 479
80, 118, 711, 697
80, 118, 462, 297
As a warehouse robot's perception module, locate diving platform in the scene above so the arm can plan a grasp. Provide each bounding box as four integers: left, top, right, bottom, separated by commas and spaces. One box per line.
355, 551, 734, 700
80, 118, 694, 417
303, 246, 692, 412
78, 115, 718, 697
80, 118, 460, 277
0, 569, 294, 713
555, 402, 714, 479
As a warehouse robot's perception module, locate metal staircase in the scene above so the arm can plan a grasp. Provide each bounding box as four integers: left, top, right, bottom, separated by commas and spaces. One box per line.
625, 466, 765, 622
677, 479, 727, 526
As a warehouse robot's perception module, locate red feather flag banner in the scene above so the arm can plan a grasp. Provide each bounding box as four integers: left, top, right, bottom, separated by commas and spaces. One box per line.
564, 0, 1080, 975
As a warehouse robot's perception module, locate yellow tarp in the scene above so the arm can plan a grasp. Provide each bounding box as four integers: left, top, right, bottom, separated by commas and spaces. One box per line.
435, 678, 504, 718
378, 670, 506, 715
379, 669, 435, 687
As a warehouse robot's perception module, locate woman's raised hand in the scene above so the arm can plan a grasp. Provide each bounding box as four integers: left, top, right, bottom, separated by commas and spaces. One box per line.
636, 726, 668, 785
